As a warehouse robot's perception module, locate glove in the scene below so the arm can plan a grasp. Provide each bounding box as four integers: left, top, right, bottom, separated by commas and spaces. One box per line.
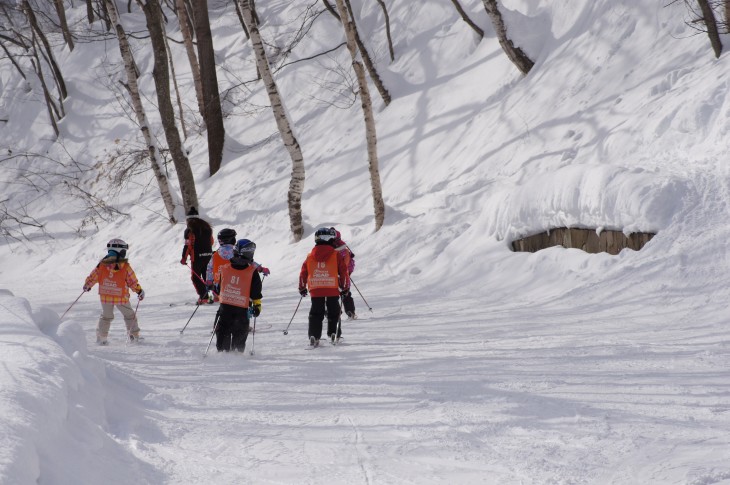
299, 287, 308, 297
252, 299, 261, 317
340, 289, 350, 298
83, 285, 91, 292
137, 289, 145, 301
180, 258, 186, 265
259, 266, 271, 276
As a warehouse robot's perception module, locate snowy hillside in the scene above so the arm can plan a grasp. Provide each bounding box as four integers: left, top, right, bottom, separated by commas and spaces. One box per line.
1, 0, 729, 483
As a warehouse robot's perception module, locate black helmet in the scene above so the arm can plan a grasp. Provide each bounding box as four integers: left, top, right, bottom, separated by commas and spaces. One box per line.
314, 227, 336, 244
234, 239, 256, 261
217, 228, 237, 245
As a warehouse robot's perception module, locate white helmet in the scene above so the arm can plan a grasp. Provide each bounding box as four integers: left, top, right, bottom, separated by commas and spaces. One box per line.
107, 238, 128, 257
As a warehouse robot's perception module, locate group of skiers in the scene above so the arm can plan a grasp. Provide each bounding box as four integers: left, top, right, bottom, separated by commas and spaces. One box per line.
81, 206, 358, 352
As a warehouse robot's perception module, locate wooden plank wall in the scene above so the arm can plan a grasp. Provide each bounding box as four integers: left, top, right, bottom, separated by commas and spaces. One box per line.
511, 228, 655, 255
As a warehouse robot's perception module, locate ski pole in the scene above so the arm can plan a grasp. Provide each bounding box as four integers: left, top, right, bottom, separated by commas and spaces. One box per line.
349, 278, 372, 312
334, 297, 343, 344
179, 303, 201, 335
185, 262, 218, 298
250, 274, 265, 354
61, 291, 86, 319
282, 295, 304, 335
250, 315, 256, 355
203, 310, 221, 358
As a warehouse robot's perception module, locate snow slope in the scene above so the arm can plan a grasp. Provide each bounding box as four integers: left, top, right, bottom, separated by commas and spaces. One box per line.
1, 0, 729, 483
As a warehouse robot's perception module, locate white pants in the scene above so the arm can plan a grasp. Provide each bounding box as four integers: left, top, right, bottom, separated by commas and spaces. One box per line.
96, 301, 140, 338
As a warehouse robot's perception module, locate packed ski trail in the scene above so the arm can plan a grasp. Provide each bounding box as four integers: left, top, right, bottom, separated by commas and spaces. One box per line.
59, 271, 730, 484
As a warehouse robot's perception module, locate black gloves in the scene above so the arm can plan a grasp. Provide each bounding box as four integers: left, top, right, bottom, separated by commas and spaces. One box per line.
299, 287, 308, 297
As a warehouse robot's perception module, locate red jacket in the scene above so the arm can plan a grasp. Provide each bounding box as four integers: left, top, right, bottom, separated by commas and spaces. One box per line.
299, 244, 349, 297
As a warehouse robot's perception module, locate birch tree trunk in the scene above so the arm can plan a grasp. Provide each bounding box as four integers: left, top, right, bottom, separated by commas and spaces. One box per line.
334, 0, 385, 231
53, 0, 75, 51
482, 0, 534, 75
105, 0, 178, 223
239, 0, 305, 241
191, 0, 225, 175
139, 0, 199, 211
343, 0, 391, 106
174, 0, 206, 122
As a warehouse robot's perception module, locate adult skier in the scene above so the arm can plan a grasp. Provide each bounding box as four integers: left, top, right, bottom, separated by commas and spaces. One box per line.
180, 206, 214, 304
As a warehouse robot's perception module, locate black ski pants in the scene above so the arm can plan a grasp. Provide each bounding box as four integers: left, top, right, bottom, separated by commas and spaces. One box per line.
191, 256, 211, 299
342, 291, 356, 316
308, 296, 341, 340
215, 304, 250, 352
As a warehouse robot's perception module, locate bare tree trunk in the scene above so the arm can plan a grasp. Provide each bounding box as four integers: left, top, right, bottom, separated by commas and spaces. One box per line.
322, 0, 340, 20
162, 20, 188, 139
191, 0, 225, 175
697, 0, 723, 57
105, 0, 178, 223
175, 0, 206, 121
53, 0, 75, 51
725, 0, 730, 31
482, 0, 534, 75
29, 47, 60, 138
98, 0, 112, 31
233, 0, 250, 38
239, 0, 305, 241
450, 0, 484, 40
21, 0, 68, 98
85, 0, 95, 25
334, 0, 385, 231
138, 0, 199, 211
374, 0, 395, 62
343, 0, 391, 106
0, 40, 27, 80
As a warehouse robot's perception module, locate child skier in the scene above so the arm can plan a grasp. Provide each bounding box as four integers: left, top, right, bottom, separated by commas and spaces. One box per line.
205, 228, 237, 301
331, 227, 357, 319
83, 238, 145, 345
213, 238, 263, 352
206, 230, 270, 294
298, 227, 350, 346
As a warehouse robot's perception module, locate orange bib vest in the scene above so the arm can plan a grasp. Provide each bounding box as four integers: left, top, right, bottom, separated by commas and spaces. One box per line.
211, 252, 232, 284
218, 265, 255, 308
98, 264, 129, 298
306, 252, 339, 291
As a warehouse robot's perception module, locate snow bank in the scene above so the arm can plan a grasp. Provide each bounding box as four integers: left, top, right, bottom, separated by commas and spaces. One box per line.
0, 291, 160, 485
